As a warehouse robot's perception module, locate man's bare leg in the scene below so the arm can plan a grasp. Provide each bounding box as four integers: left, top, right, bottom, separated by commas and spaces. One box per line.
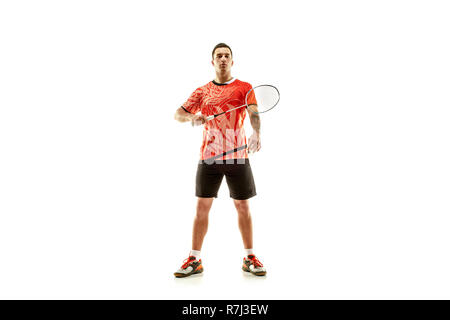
233, 199, 253, 249
192, 197, 214, 251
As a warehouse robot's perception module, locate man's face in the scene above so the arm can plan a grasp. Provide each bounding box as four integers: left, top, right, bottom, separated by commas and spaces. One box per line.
212, 47, 233, 73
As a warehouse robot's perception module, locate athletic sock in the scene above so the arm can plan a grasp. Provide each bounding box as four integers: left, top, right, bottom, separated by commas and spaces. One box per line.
190, 250, 201, 260
245, 248, 254, 256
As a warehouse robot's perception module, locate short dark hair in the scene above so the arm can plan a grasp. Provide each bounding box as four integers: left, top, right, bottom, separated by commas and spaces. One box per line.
212, 43, 233, 58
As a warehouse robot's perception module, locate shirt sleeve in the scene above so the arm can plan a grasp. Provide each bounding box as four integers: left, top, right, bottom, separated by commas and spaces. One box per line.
246, 83, 257, 106
182, 87, 203, 114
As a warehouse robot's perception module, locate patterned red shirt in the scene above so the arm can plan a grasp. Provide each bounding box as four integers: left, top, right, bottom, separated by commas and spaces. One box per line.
183, 79, 253, 161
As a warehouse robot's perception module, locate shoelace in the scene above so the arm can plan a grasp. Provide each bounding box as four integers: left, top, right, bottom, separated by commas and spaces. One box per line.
181, 256, 197, 269
248, 255, 263, 268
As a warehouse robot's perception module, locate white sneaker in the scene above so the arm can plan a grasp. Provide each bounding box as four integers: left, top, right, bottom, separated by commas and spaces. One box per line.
242, 254, 266, 276
174, 256, 203, 278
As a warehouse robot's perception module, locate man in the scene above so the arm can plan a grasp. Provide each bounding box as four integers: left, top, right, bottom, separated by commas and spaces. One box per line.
173, 43, 266, 277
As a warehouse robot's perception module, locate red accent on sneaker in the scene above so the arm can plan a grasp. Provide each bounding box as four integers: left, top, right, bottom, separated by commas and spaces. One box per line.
247, 255, 263, 268
181, 256, 197, 269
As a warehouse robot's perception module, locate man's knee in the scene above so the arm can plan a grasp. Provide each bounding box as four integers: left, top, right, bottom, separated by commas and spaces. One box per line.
234, 200, 250, 215
196, 198, 213, 217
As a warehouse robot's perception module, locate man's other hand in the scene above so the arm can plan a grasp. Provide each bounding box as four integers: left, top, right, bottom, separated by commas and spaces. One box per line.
248, 132, 261, 153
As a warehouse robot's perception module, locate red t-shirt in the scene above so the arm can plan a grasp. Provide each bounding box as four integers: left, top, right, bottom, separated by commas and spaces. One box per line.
182, 79, 253, 161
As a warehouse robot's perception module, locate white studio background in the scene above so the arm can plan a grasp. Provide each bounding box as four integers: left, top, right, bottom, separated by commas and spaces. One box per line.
0, 0, 449, 299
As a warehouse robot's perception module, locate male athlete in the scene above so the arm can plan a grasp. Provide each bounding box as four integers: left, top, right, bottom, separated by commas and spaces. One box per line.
173, 43, 266, 277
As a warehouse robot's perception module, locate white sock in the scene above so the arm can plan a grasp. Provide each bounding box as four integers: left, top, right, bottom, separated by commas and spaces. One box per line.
245, 248, 254, 256
190, 250, 201, 260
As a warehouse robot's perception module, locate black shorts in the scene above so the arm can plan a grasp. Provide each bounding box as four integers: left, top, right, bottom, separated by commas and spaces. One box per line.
195, 159, 257, 200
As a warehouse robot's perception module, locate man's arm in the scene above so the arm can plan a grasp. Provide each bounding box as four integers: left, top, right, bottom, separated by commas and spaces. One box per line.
174, 107, 194, 122
174, 107, 206, 126
247, 108, 261, 153
249, 112, 260, 135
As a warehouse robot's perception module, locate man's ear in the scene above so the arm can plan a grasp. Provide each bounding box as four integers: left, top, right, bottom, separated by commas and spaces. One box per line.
211, 60, 214, 66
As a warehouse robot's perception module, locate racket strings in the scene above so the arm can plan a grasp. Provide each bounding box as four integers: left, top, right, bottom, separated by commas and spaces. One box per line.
246, 85, 280, 114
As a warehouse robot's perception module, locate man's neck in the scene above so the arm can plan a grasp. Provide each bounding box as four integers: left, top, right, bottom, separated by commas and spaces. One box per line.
214, 73, 233, 84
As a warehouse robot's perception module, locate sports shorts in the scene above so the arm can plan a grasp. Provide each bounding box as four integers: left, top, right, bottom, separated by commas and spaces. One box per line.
195, 159, 257, 200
